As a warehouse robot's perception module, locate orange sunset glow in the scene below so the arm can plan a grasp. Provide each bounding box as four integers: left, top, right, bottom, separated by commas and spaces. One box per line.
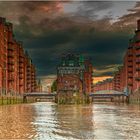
93, 76, 113, 84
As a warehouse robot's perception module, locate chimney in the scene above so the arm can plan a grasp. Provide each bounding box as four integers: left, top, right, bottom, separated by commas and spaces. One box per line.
137, 19, 140, 30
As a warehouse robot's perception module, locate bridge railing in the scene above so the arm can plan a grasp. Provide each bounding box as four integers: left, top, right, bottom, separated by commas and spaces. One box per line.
89, 90, 128, 97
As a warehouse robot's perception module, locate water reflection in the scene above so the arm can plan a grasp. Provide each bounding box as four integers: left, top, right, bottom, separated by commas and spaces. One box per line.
54, 105, 94, 139
0, 104, 37, 139
93, 103, 140, 140
0, 102, 140, 139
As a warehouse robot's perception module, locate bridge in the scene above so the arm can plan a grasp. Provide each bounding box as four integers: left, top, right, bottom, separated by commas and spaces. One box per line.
23, 92, 57, 103
23, 90, 129, 103
89, 90, 129, 102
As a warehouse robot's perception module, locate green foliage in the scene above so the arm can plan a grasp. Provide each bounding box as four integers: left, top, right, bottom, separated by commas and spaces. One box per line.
0, 97, 23, 105
51, 80, 57, 92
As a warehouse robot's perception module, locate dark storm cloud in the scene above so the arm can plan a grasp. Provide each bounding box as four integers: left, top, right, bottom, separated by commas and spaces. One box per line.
20, 26, 130, 75
0, 1, 138, 76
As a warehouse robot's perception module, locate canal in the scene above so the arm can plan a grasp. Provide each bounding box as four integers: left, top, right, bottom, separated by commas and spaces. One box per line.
0, 102, 140, 140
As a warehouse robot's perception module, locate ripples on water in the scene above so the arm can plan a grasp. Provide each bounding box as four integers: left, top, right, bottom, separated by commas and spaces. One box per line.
0, 102, 140, 140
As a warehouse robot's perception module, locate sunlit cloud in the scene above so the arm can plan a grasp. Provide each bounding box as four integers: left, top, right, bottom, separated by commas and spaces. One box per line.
93, 76, 113, 84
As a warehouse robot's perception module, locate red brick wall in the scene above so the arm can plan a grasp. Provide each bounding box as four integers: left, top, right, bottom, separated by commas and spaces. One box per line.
0, 67, 2, 90
57, 74, 83, 94
84, 61, 93, 94
0, 17, 37, 95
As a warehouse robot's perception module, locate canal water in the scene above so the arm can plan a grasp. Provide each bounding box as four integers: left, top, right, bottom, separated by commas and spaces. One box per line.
0, 102, 140, 140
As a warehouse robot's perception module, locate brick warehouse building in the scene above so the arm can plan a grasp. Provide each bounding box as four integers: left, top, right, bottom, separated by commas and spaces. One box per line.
0, 17, 38, 95
57, 54, 93, 103
93, 78, 114, 92
121, 19, 140, 93
93, 19, 140, 101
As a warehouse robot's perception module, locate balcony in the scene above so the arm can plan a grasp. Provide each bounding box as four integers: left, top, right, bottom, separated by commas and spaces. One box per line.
136, 48, 140, 53
128, 72, 133, 76
19, 69, 23, 73
8, 54, 14, 58
19, 55, 24, 58
128, 54, 133, 57
19, 84, 23, 86
8, 46, 14, 51
128, 83, 133, 86
19, 71, 24, 75
136, 46, 140, 50
27, 84, 31, 87
128, 65, 133, 67
136, 60, 140, 64
136, 54, 140, 57
32, 73, 35, 76
128, 57, 133, 62
27, 77, 31, 80
135, 77, 140, 81
27, 73, 31, 76
19, 76, 23, 79
128, 46, 133, 49
19, 59, 24, 63
136, 68, 140, 71
19, 64, 24, 68
8, 76, 14, 81
8, 41, 14, 45
8, 68, 14, 72
128, 60, 133, 62
27, 70, 31, 73
8, 61, 14, 65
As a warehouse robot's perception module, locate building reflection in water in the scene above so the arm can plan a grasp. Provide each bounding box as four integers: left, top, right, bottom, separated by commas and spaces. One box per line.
0, 102, 140, 139
32, 102, 95, 140
0, 102, 95, 140
92, 103, 140, 140
53, 104, 94, 139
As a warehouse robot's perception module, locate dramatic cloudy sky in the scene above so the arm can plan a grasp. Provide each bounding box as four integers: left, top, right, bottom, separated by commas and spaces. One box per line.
0, 1, 140, 78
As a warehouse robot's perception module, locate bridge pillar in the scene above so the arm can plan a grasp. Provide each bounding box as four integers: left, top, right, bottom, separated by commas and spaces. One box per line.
122, 96, 124, 103
23, 96, 27, 103
120, 96, 122, 102
111, 97, 114, 102
89, 96, 93, 103
117, 96, 120, 103
126, 96, 129, 103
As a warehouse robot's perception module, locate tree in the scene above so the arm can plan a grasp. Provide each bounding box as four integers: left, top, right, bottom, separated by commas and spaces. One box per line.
51, 80, 57, 92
